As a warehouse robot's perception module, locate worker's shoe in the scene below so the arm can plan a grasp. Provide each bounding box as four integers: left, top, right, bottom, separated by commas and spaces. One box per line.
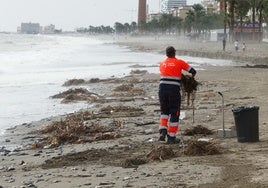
166, 135, 180, 144
158, 129, 167, 141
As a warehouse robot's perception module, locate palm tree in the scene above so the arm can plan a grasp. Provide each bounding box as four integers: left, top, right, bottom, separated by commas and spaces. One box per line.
248, 0, 257, 40
184, 4, 206, 35
114, 22, 125, 34
224, 0, 228, 39
159, 14, 178, 34
263, 0, 268, 32
202, 13, 225, 31
123, 23, 131, 33
256, 0, 267, 41
175, 17, 183, 35
228, 0, 236, 41
146, 19, 160, 33
235, 0, 250, 40
192, 4, 206, 34
130, 22, 137, 33
184, 10, 195, 34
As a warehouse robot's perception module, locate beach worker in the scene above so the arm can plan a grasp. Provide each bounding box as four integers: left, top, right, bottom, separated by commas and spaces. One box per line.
234, 40, 239, 51
242, 42, 246, 52
222, 37, 226, 51
158, 46, 196, 144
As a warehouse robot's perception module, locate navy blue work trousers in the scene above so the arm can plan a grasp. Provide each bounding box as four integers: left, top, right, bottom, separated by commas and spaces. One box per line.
158, 84, 181, 123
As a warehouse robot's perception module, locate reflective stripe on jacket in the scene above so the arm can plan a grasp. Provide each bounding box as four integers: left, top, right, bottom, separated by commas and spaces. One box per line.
159, 57, 192, 86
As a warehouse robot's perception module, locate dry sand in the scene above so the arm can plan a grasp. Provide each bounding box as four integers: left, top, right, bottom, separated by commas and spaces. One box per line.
1, 36, 268, 188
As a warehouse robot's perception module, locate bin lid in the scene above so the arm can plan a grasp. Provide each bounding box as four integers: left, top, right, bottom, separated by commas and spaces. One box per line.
232, 106, 259, 113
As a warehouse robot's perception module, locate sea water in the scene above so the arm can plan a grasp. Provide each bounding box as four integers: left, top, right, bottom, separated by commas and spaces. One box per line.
0, 33, 236, 134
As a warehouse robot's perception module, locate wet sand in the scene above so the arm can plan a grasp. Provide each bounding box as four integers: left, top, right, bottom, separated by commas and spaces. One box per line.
115, 35, 268, 65
1, 35, 268, 188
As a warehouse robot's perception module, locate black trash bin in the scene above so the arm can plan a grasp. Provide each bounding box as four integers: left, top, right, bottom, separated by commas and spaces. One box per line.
232, 106, 259, 142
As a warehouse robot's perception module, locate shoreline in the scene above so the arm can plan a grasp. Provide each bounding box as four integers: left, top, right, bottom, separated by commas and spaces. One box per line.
112, 35, 268, 65
1, 36, 268, 187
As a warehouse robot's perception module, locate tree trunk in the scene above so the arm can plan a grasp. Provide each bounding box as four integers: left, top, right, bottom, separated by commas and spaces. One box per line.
230, 0, 235, 41
240, 17, 243, 41
252, 0, 256, 40
258, 1, 264, 42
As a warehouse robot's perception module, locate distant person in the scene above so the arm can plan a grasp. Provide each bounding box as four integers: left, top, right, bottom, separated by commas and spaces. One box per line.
222, 37, 226, 51
234, 40, 239, 51
158, 46, 196, 144
242, 42, 246, 52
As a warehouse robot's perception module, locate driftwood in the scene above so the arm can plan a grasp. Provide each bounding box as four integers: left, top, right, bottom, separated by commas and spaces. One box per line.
134, 121, 155, 126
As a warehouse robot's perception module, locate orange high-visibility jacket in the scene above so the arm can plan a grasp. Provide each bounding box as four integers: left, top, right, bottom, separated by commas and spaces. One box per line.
159, 57, 192, 86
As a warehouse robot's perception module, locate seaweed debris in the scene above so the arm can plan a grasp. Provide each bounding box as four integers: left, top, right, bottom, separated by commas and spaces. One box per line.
184, 140, 221, 156
63, 79, 86, 86
146, 145, 177, 161
182, 125, 214, 136
51, 88, 100, 103
28, 111, 121, 149
181, 74, 199, 106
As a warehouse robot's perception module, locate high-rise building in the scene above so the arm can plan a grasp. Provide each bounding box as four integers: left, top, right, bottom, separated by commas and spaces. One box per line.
167, 0, 186, 10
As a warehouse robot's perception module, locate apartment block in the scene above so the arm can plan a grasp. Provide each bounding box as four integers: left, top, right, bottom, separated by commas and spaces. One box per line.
167, 0, 186, 10
21, 23, 40, 34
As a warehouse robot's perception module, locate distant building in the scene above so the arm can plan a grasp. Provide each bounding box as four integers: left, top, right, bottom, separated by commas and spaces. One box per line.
201, 0, 218, 14
43, 24, 55, 34
147, 13, 162, 22
170, 6, 192, 19
167, 0, 186, 10
20, 23, 40, 34
17, 27, 21, 33
210, 28, 229, 41
217, 0, 226, 12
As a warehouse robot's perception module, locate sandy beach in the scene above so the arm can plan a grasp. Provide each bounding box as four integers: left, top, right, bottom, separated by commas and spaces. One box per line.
115, 35, 268, 65
1, 36, 268, 188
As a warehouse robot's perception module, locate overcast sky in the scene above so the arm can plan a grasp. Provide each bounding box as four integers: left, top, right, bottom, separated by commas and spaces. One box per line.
0, 0, 201, 32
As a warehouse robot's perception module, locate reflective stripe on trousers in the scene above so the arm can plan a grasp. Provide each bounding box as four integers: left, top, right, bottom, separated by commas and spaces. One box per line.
159, 114, 169, 130
168, 122, 179, 137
